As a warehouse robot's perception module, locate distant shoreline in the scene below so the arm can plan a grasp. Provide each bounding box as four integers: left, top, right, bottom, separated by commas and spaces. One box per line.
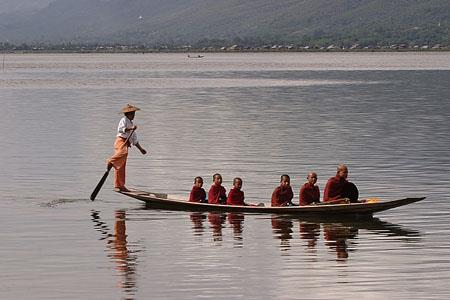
3, 48, 449, 54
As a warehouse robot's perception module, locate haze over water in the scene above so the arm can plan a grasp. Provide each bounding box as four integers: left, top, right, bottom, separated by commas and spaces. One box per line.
1, 52, 450, 299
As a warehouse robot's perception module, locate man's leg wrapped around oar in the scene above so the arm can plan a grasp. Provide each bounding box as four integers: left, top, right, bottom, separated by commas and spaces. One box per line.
107, 137, 129, 192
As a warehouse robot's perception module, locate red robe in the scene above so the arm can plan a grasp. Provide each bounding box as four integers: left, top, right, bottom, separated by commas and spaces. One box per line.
299, 183, 320, 206
189, 186, 206, 202
226, 188, 245, 205
323, 175, 347, 202
271, 185, 294, 207
208, 184, 227, 204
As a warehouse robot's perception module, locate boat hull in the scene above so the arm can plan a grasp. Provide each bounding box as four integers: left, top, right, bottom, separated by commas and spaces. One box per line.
119, 190, 425, 218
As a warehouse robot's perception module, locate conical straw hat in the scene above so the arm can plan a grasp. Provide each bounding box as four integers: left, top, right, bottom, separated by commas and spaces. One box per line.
121, 104, 140, 113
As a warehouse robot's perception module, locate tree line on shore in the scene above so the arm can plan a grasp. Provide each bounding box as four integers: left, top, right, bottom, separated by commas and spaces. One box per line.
1, 40, 448, 53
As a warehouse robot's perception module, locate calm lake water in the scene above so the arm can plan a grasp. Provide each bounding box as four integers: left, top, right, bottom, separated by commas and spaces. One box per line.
1, 52, 450, 299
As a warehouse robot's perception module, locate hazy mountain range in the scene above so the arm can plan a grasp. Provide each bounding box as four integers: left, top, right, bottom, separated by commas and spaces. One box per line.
1, 0, 449, 46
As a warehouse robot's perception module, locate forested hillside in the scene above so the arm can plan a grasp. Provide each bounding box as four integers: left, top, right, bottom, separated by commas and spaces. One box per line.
0, 0, 448, 47
0, 0, 53, 14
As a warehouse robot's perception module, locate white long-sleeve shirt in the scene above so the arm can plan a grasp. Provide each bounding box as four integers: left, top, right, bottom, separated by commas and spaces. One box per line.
116, 116, 138, 146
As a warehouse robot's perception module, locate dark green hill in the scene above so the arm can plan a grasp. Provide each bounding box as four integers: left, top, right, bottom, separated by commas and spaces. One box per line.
0, 0, 53, 14
1, 0, 449, 47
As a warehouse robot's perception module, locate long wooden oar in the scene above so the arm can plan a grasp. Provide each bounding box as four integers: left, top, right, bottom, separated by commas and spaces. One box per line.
90, 129, 135, 201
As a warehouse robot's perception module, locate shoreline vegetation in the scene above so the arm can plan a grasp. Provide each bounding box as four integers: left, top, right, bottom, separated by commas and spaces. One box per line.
2, 45, 449, 54
2, 37, 449, 54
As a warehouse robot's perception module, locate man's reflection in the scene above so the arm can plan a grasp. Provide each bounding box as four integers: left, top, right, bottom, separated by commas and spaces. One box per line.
111, 210, 138, 293
208, 212, 227, 242
271, 215, 293, 251
91, 210, 140, 299
323, 223, 358, 261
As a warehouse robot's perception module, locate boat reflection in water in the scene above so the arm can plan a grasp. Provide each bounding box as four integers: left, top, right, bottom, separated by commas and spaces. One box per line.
227, 213, 245, 247
208, 212, 227, 242
273, 215, 420, 260
271, 217, 359, 260
299, 222, 321, 251
190, 212, 245, 246
190, 212, 206, 236
270, 216, 356, 258
280, 215, 421, 260
322, 223, 358, 260
271, 216, 294, 252
188, 211, 420, 261
91, 210, 144, 300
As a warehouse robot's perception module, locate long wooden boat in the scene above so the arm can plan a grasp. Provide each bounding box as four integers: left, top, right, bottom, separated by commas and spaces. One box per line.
119, 189, 425, 218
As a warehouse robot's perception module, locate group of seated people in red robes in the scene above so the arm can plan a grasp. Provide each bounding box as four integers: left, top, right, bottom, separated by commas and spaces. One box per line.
189, 173, 252, 206
272, 164, 359, 206
189, 164, 358, 207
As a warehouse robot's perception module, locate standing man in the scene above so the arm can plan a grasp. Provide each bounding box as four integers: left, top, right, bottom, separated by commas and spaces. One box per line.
299, 172, 320, 206
271, 174, 295, 207
107, 104, 147, 192
323, 164, 358, 203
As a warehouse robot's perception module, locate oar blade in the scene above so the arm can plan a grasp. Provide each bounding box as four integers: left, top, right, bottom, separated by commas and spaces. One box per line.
90, 170, 110, 201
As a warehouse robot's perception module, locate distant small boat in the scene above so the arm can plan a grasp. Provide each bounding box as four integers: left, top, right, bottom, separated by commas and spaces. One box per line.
187, 54, 204, 58
119, 189, 425, 218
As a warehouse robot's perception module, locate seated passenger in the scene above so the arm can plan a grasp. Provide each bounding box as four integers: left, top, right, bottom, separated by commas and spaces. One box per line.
227, 177, 246, 206
271, 174, 295, 207
323, 164, 359, 203
299, 172, 321, 206
208, 173, 227, 204
189, 176, 207, 203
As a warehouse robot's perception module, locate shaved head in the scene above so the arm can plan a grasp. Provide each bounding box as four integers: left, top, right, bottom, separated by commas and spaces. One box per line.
307, 172, 317, 179
336, 164, 348, 179
337, 164, 347, 171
